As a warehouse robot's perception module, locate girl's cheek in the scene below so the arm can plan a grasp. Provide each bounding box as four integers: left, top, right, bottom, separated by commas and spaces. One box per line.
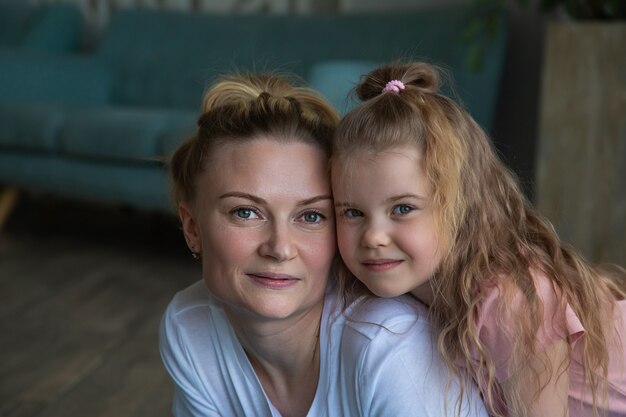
337, 229, 356, 260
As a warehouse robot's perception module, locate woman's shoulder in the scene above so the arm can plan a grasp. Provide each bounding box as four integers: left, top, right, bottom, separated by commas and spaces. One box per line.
167, 280, 214, 316
163, 280, 227, 335
160, 280, 237, 363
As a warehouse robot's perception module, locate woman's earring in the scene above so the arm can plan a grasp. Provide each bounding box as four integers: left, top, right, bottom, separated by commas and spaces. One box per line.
190, 245, 201, 260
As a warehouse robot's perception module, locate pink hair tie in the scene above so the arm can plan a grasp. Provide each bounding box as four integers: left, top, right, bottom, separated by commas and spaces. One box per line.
382, 80, 405, 94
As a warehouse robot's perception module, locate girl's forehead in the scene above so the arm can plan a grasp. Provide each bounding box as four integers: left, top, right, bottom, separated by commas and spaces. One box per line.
333, 145, 423, 169
332, 146, 428, 191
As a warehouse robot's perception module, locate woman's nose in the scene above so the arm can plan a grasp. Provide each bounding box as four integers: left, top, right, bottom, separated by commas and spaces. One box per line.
360, 222, 390, 249
259, 223, 297, 261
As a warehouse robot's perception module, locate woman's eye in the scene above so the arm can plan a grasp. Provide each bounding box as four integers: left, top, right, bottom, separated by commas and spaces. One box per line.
392, 204, 414, 215
233, 207, 259, 220
342, 208, 363, 218
301, 211, 325, 223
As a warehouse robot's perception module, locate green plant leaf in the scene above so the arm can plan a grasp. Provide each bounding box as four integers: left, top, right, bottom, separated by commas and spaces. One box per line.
564, 0, 590, 19
466, 41, 486, 73
486, 13, 501, 37
604, 0, 626, 19
463, 19, 484, 41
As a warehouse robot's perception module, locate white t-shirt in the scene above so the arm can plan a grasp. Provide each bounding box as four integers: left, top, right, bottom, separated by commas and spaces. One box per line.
159, 281, 487, 417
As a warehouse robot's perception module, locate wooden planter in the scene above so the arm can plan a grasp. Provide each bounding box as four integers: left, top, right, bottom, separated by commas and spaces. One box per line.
536, 22, 626, 266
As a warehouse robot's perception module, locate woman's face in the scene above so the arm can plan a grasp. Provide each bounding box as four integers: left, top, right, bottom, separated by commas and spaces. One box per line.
181, 138, 335, 323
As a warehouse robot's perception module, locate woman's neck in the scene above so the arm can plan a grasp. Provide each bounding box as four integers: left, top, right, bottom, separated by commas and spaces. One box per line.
225, 301, 324, 417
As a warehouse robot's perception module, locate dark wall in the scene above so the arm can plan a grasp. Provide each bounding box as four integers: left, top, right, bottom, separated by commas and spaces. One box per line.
492, 5, 547, 201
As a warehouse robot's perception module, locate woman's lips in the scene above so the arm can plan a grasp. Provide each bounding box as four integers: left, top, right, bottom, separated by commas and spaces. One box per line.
247, 272, 299, 289
361, 259, 403, 272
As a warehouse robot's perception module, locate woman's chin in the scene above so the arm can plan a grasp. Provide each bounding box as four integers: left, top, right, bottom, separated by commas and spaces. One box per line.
224, 294, 324, 324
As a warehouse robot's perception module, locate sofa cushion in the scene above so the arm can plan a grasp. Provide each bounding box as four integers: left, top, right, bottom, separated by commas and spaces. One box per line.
0, 49, 113, 106
0, 152, 172, 211
22, 4, 84, 52
58, 107, 195, 163
0, 3, 83, 52
308, 60, 378, 114
157, 114, 197, 159
0, 104, 65, 152
0, 3, 35, 47
96, 10, 257, 110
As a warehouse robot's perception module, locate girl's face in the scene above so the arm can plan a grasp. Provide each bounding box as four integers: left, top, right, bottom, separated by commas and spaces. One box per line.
332, 145, 443, 301
180, 138, 336, 324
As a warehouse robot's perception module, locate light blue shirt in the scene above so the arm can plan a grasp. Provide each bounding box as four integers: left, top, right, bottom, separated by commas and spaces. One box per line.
159, 280, 487, 416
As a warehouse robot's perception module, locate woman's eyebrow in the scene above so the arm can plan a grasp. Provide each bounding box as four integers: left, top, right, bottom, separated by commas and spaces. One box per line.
298, 195, 333, 206
219, 192, 266, 204
219, 192, 332, 207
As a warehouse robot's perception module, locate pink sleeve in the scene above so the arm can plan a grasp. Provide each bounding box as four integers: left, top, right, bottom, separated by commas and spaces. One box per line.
474, 271, 585, 381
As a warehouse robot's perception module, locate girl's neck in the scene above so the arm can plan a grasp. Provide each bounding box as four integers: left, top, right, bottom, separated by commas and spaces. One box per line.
225, 302, 324, 417
410, 280, 435, 306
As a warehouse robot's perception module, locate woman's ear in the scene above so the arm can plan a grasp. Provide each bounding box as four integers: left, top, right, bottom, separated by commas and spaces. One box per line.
179, 202, 201, 254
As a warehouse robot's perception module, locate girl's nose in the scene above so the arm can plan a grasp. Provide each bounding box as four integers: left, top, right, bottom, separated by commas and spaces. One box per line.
360, 222, 390, 249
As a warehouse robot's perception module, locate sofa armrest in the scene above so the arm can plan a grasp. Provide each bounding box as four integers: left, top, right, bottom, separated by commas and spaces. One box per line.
0, 49, 112, 106
308, 60, 379, 115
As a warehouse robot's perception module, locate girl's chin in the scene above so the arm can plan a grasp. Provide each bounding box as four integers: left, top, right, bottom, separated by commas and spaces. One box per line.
365, 283, 409, 299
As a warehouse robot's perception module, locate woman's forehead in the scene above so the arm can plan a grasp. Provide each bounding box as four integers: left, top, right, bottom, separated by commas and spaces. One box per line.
198, 139, 331, 199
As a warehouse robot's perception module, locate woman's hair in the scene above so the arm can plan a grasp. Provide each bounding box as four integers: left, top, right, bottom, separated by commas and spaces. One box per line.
333, 61, 626, 416
170, 72, 339, 205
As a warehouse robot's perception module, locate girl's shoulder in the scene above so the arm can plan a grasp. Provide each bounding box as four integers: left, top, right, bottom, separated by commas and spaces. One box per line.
479, 269, 558, 312
477, 268, 584, 336
475, 270, 585, 380
343, 294, 431, 340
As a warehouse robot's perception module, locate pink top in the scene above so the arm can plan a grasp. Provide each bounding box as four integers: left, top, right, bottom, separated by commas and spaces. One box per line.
474, 271, 626, 416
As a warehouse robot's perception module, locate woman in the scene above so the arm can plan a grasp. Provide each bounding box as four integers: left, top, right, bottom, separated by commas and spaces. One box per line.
159, 72, 487, 417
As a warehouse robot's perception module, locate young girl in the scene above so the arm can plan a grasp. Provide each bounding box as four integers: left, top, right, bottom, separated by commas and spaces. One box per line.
331, 61, 626, 417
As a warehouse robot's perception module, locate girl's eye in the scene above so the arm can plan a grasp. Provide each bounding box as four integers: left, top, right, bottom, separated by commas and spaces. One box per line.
342, 208, 363, 218
301, 211, 325, 224
233, 207, 259, 220
392, 204, 414, 215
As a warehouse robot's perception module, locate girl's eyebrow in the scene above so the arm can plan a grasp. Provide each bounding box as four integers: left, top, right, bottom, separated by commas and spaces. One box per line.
334, 194, 426, 208
388, 193, 426, 203
220, 192, 332, 207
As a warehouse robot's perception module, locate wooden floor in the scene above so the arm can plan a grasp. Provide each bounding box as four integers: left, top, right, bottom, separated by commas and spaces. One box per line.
0, 195, 199, 417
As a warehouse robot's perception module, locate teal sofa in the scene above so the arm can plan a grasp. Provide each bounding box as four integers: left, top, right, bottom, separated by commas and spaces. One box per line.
0, 4, 508, 214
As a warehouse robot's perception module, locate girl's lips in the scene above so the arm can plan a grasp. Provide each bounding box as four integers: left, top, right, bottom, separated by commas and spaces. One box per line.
247, 272, 299, 289
361, 260, 403, 272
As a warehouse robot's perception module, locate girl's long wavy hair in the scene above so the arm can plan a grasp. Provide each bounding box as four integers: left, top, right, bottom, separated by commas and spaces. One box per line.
169, 72, 339, 206
332, 61, 626, 416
